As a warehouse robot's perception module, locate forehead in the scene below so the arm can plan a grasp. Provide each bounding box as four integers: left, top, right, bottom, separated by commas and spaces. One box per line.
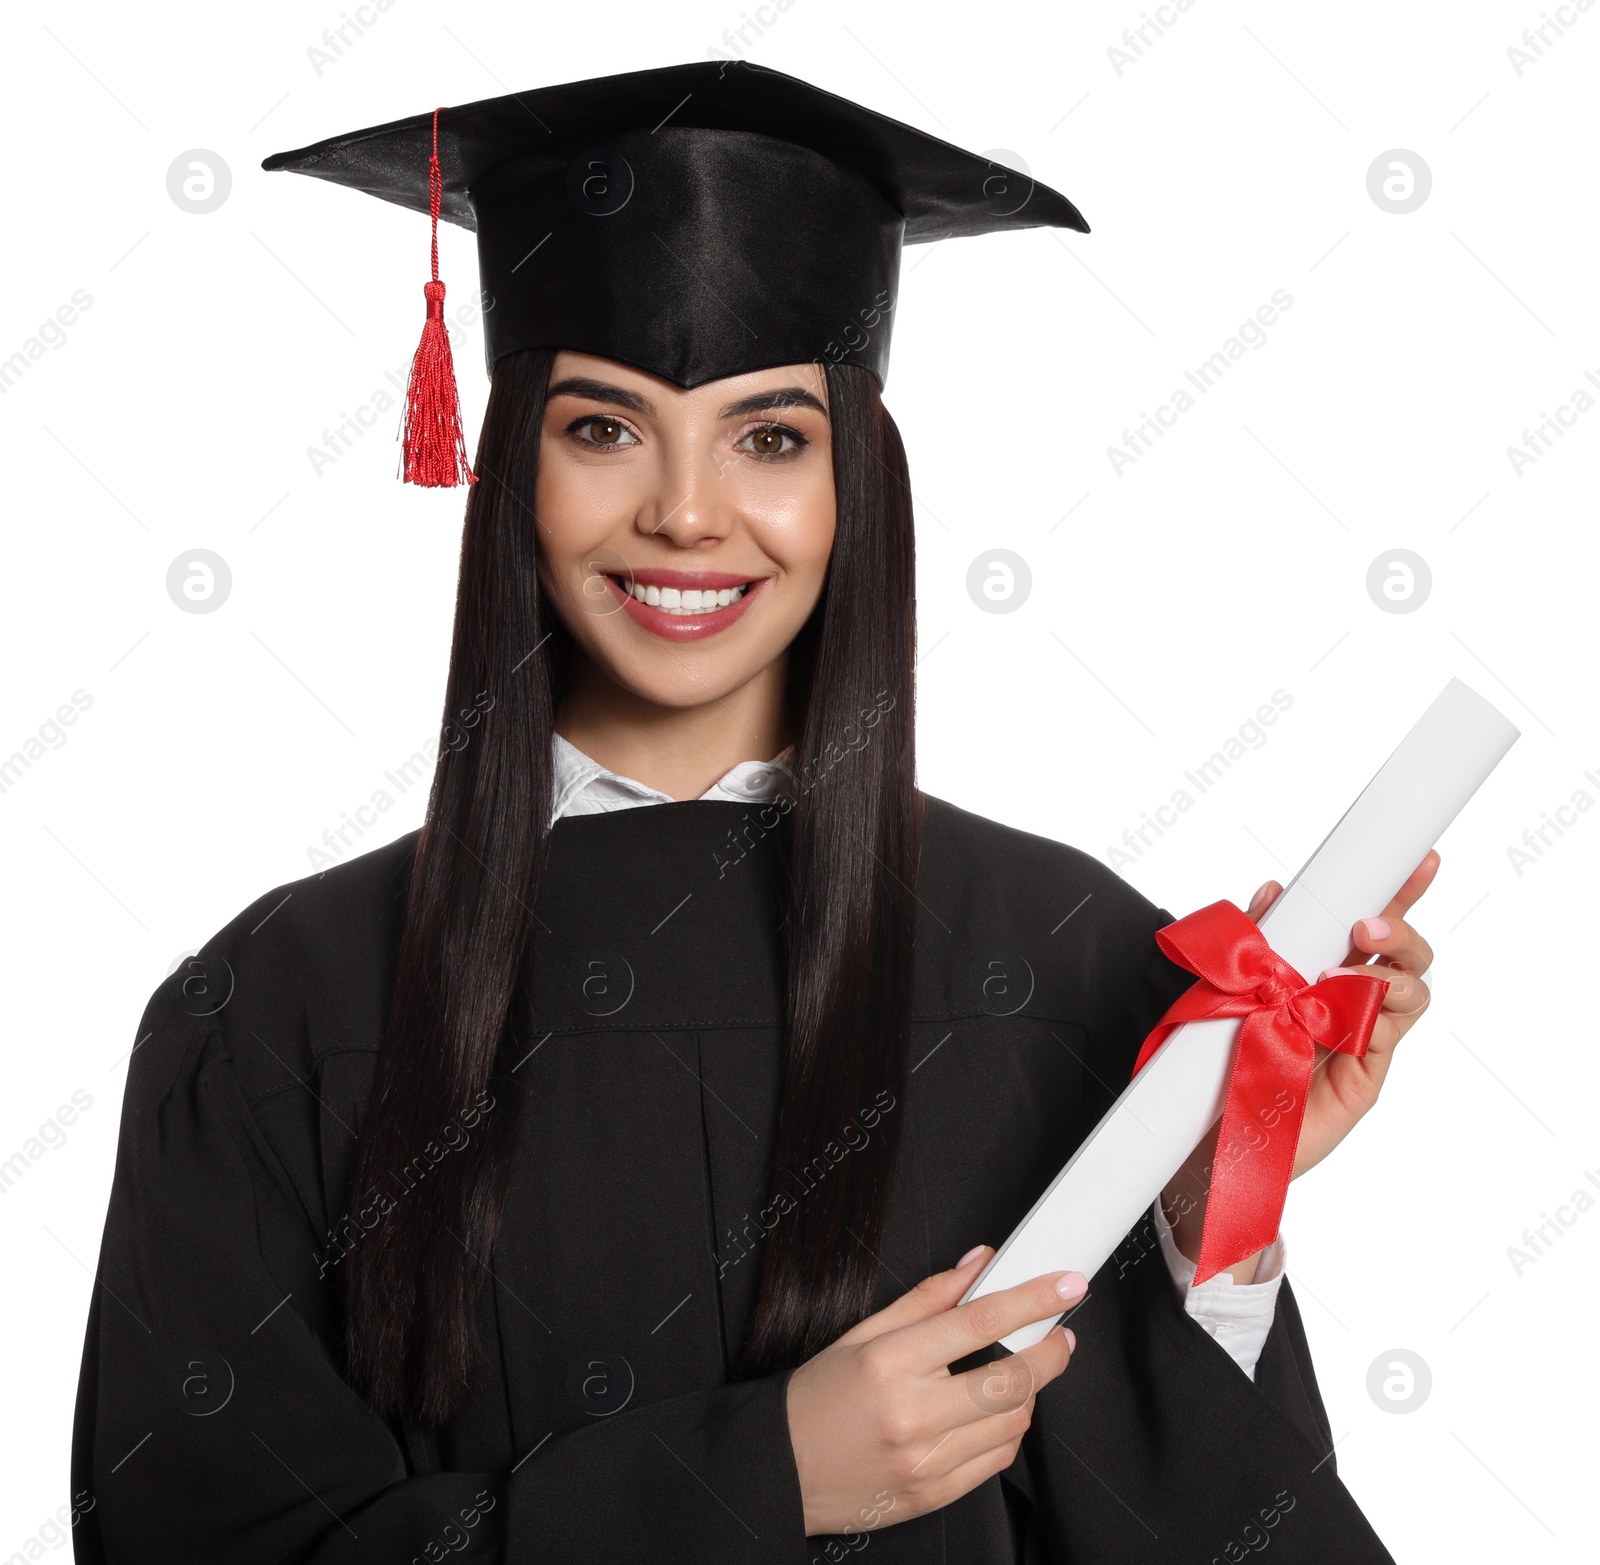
549, 350, 829, 408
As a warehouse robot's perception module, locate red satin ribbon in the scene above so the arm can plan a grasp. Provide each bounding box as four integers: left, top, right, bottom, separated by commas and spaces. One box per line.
1132, 901, 1391, 1284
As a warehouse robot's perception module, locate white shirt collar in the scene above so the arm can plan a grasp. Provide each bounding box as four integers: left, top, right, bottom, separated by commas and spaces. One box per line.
551, 732, 796, 823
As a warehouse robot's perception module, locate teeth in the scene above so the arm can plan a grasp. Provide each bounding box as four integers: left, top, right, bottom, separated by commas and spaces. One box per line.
627, 580, 748, 615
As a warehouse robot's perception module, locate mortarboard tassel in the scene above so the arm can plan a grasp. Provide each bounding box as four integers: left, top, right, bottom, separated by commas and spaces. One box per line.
400, 107, 476, 488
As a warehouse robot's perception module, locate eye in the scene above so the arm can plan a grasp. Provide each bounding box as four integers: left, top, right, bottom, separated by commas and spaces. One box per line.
567, 415, 640, 449
738, 423, 809, 460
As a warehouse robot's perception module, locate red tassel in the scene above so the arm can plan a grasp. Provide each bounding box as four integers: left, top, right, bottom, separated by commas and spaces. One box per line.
400, 108, 475, 488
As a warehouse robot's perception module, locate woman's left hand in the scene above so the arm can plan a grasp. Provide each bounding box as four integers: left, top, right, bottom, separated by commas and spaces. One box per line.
1164, 850, 1441, 1277
1247, 848, 1440, 1181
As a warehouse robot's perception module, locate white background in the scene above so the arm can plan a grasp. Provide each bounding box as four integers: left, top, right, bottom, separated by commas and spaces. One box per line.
2, 1, 1595, 1557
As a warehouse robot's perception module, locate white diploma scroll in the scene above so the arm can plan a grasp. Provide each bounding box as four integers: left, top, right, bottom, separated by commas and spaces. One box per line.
964, 677, 1520, 1350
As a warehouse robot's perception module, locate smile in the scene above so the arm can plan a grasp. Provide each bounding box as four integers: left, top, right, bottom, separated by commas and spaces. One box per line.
601, 569, 767, 642
622, 580, 748, 614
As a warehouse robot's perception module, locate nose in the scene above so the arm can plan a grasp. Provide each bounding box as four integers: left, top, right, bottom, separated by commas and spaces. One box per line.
636, 438, 736, 547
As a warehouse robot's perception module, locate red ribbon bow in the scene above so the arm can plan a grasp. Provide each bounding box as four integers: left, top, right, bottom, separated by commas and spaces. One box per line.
1132, 901, 1391, 1283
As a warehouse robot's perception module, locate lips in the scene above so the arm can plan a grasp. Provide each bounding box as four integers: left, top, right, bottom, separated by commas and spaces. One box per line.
601, 570, 768, 641
624, 568, 754, 590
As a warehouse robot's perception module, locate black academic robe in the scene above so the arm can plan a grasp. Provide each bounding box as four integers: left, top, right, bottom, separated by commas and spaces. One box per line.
71, 794, 1396, 1564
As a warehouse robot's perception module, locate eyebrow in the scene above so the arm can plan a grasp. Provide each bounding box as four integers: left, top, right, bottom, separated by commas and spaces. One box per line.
547, 377, 827, 421
719, 388, 828, 420
547, 376, 655, 414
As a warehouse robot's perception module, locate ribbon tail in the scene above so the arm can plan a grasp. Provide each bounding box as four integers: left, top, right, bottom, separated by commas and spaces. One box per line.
1193, 1009, 1313, 1284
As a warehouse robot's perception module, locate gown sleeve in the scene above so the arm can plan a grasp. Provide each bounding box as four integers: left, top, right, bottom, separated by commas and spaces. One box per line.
71, 971, 813, 1565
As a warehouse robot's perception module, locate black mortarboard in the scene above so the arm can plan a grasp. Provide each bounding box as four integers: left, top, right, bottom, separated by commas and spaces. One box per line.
263, 60, 1088, 485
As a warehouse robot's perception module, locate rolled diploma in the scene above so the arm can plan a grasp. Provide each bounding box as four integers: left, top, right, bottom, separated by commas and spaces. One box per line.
965, 677, 1520, 1350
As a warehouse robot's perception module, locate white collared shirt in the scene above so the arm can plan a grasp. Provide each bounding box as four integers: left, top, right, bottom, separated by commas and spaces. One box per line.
551, 732, 797, 820
1154, 1199, 1286, 1380
551, 733, 1284, 1379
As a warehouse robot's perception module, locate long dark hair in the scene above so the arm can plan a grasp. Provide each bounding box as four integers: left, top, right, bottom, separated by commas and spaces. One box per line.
344, 347, 922, 1420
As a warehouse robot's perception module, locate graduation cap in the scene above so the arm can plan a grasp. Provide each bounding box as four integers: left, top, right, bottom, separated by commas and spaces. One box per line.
263, 60, 1088, 487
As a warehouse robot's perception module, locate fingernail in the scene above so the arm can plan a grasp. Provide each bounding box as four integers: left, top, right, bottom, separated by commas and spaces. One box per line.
958, 1244, 987, 1269
1063, 1327, 1077, 1352
1055, 1271, 1087, 1301
1360, 916, 1392, 941
1248, 881, 1273, 912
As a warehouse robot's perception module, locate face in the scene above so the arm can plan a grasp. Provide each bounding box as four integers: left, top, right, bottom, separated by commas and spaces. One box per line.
533, 350, 836, 711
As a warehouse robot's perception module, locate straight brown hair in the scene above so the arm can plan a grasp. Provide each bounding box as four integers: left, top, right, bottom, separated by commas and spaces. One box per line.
343, 348, 922, 1420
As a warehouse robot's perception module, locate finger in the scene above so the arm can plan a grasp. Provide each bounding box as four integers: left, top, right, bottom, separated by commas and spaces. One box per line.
1344, 911, 1433, 974
838, 1245, 994, 1345
937, 1435, 1030, 1499
901, 1401, 1039, 1505
937, 1324, 1074, 1430
894, 1269, 1087, 1372
850, 1322, 1068, 1478
1245, 880, 1282, 924
1381, 849, 1441, 920
1331, 852, 1440, 967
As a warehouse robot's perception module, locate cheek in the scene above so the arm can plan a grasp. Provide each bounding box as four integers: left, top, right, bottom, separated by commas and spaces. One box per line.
742, 479, 837, 588
533, 444, 636, 594
535, 448, 621, 546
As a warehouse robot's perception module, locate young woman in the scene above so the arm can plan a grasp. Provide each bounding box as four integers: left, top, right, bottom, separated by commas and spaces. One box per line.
71, 62, 1436, 1565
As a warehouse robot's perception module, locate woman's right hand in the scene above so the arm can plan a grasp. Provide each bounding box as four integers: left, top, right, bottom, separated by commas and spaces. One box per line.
784, 1245, 1084, 1538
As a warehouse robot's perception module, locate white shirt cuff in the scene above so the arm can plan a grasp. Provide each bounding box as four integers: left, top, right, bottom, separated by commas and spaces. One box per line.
1153, 1199, 1286, 1382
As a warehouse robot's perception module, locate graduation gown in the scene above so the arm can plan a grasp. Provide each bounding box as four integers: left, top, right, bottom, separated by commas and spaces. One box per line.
71, 794, 1397, 1563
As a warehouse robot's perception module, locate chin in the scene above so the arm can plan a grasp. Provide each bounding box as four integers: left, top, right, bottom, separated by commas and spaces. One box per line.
603, 646, 777, 712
